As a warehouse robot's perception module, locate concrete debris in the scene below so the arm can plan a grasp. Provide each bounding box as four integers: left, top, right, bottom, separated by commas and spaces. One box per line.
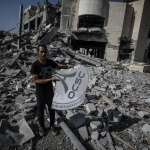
91, 131, 99, 140
85, 103, 96, 114
90, 121, 102, 130
78, 126, 89, 142
100, 127, 109, 137
0, 1, 150, 149
0, 118, 34, 146
68, 113, 85, 128
142, 124, 150, 134
113, 111, 122, 123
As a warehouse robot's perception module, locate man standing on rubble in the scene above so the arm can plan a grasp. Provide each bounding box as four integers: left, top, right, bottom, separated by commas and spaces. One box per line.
31, 44, 73, 136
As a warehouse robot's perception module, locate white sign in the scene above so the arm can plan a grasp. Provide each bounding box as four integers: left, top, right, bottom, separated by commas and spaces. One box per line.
52, 65, 93, 110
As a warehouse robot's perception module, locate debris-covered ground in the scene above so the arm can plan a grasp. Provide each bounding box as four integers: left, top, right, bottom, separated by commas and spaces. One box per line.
1, 28, 150, 150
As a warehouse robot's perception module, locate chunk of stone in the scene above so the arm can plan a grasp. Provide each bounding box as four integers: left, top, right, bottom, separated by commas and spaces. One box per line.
66, 111, 74, 119
91, 131, 99, 140
115, 90, 122, 98
100, 127, 109, 137
16, 84, 23, 92
85, 103, 96, 114
78, 126, 89, 142
88, 76, 97, 88
83, 97, 88, 104
113, 111, 122, 123
99, 138, 107, 146
138, 111, 150, 118
145, 98, 150, 103
86, 92, 96, 100
68, 113, 85, 128
25, 98, 33, 103
93, 86, 101, 91
104, 106, 116, 117
96, 107, 103, 117
90, 121, 102, 130
141, 124, 150, 134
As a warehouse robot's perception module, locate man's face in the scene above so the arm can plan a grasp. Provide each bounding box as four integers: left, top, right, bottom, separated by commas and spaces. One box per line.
37, 46, 47, 60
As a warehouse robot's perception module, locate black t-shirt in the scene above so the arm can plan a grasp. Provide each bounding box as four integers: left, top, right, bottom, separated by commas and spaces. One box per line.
30, 59, 58, 91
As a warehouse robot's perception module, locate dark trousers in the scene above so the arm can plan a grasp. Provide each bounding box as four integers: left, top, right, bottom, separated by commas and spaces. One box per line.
36, 90, 55, 127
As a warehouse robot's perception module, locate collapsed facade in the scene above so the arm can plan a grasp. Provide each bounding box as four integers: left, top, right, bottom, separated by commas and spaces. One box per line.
23, 0, 150, 62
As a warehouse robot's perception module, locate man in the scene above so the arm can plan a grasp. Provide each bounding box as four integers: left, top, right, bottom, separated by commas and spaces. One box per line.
31, 44, 73, 136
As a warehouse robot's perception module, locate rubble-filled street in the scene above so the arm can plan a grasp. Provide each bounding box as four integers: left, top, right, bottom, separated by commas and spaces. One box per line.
1, 29, 150, 150
1, 0, 150, 150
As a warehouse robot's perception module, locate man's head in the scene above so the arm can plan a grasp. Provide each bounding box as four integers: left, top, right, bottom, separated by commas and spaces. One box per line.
37, 44, 47, 60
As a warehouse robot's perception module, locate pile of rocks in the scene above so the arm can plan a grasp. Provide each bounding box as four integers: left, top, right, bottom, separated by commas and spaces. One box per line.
1, 29, 150, 150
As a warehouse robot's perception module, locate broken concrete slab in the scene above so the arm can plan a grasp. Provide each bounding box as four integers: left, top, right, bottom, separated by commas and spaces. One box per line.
138, 111, 150, 118
91, 131, 99, 140
104, 106, 117, 118
16, 84, 23, 92
68, 113, 85, 128
85, 103, 96, 114
100, 126, 109, 137
86, 92, 96, 100
113, 111, 122, 123
90, 121, 102, 130
0, 118, 35, 146
41, 27, 58, 45
7, 51, 24, 68
78, 126, 89, 142
99, 138, 107, 146
141, 124, 150, 134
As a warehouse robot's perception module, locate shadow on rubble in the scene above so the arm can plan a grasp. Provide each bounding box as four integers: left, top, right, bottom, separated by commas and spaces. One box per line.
108, 114, 141, 133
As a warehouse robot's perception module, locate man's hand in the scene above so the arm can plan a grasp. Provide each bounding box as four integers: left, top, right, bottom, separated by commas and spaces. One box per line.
67, 65, 74, 69
51, 78, 60, 83
56, 64, 74, 70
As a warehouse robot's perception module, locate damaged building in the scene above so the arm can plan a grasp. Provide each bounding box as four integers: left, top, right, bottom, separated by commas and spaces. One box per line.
24, 0, 150, 62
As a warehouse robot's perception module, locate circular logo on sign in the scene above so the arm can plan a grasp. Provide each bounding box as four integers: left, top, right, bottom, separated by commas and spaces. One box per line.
52, 65, 93, 110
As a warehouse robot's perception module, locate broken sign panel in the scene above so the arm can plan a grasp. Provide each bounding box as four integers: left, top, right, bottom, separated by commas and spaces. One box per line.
52, 65, 93, 110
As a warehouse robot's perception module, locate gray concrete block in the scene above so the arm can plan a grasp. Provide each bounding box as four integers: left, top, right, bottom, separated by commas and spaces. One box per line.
100, 127, 109, 137
113, 111, 122, 123
85, 103, 96, 114
66, 111, 74, 119
141, 124, 150, 134
68, 113, 85, 128
91, 131, 99, 140
138, 111, 150, 118
96, 107, 104, 117
104, 106, 116, 117
99, 138, 107, 146
78, 126, 89, 142
16, 84, 23, 92
86, 92, 96, 100
83, 97, 88, 104
90, 121, 102, 130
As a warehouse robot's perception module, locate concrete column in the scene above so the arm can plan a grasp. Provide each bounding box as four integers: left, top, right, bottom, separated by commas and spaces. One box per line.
18, 4, 23, 49
35, 14, 38, 30
28, 21, 31, 31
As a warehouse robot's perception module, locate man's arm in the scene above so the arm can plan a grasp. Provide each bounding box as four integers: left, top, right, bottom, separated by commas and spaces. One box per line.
32, 74, 59, 85
56, 65, 74, 70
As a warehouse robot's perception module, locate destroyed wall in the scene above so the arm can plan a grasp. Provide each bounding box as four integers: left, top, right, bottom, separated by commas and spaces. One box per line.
72, 0, 80, 30
60, 0, 72, 33
121, 3, 134, 40
133, 0, 150, 62
104, 2, 127, 62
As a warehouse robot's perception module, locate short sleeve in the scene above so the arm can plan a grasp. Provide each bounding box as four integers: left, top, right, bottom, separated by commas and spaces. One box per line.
50, 60, 58, 69
30, 62, 39, 75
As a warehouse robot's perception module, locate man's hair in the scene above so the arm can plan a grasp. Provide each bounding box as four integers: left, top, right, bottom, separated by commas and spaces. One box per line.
37, 44, 47, 52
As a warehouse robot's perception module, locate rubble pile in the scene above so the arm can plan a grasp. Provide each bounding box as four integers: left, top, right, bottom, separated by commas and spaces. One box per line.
1, 29, 150, 150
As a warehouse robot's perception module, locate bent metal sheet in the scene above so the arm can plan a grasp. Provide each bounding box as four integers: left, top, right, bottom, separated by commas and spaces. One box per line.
52, 65, 93, 110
